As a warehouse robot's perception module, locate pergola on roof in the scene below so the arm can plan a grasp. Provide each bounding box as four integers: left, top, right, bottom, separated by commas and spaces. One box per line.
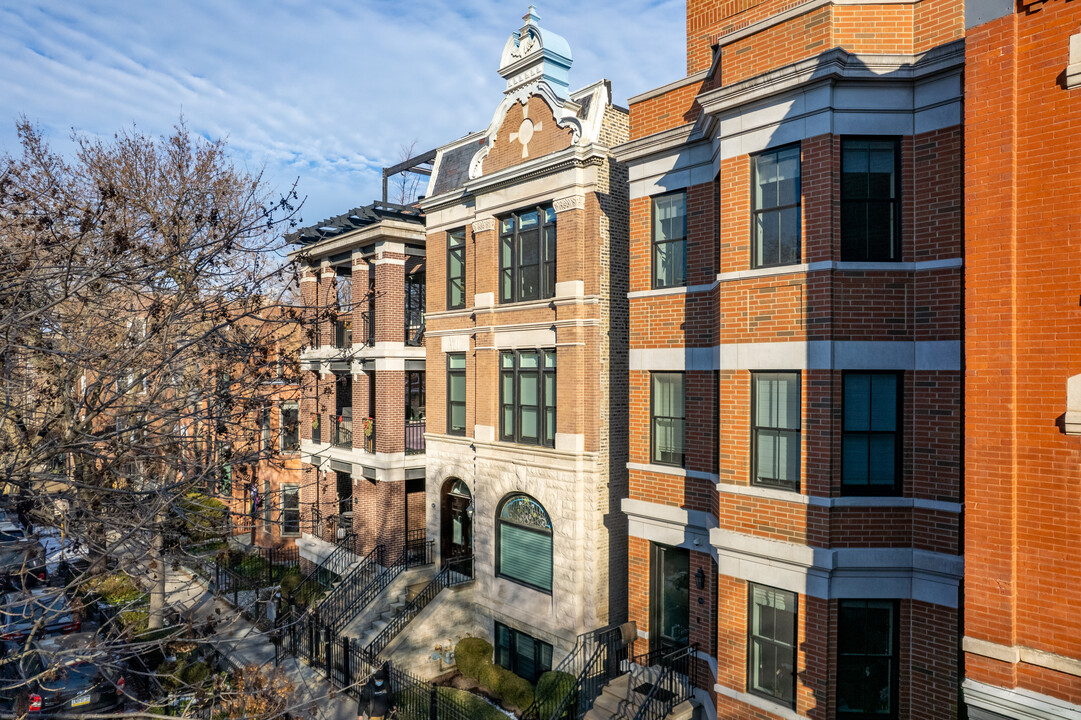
284, 199, 424, 245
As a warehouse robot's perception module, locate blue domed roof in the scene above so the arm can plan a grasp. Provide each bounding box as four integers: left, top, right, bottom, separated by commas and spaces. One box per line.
498, 6, 574, 98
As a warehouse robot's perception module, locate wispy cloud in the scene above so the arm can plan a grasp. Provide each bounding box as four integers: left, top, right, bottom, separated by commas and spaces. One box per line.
0, 1, 684, 223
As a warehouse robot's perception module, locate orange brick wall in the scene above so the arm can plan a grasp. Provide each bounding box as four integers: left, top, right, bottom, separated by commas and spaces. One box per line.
965, 0, 1081, 706
481, 96, 573, 176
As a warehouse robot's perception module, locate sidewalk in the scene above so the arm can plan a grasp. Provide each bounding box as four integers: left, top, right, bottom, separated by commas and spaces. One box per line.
162, 562, 357, 720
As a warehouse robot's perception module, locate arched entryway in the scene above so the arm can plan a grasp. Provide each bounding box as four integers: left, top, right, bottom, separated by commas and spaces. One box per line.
440, 478, 473, 572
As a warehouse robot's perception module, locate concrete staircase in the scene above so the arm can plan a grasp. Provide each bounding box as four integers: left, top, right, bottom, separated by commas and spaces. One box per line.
340, 569, 433, 649
584, 670, 697, 720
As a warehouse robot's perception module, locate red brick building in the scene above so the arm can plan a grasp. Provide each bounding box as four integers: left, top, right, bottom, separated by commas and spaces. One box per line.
287, 202, 428, 567
614, 1, 965, 717
962, 0, 1081, 718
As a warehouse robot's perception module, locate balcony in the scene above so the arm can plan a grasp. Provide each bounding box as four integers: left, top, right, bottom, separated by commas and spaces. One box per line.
360, 416, 375, 453
334, 408, 352, 448
310, 413, 321, 444
405, 420, 425, 455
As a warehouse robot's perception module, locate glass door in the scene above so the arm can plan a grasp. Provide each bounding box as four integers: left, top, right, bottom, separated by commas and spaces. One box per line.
650, 543, 690, 653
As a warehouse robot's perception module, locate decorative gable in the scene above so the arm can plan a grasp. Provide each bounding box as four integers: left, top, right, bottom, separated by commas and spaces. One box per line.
481, 95, 574, 176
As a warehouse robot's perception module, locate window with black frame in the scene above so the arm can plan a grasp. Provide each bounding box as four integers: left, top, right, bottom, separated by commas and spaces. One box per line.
447, 228, 466, 309
652, 192, 686, 288
280, 401, 299, 452
837, 600, 897, 718
500, 349, 556, 447
753, 145, 801, 268
495, 621, 553, 684
405, 270, 425, 345
651, 372, 685, 467
499, 206, 556, 303
842, 373, 901, 495
447, 354, 466, 436
496, 494, 553, 593
841, 138, 900, 262
281, 485, 300, 536
748, 584, 797, 707
752, 372, 801, 491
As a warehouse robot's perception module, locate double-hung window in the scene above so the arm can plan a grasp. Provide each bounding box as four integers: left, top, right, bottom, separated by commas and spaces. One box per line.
752, 372, 801, 491
447, 354, 466, 436
447, 228, 466, 309
748, 584, 797, 707
753, 145, 801, 268
652, 192, 686, 288
280, 402, 299, 452
495, 621, 553, 684
499, 206, 556, 303
842, 373, 901, 495
500, 350, 556, 447
281, 485, 300, 536
651, 372, 685, 467
837, 600, 898, 718
841, 138, 900, 261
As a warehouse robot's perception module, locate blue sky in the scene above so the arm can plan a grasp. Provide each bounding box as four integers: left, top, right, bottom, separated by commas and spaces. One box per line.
0, 1, 685, 225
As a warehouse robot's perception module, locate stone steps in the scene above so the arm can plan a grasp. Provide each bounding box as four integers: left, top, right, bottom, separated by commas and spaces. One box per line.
583, 671, 697, 720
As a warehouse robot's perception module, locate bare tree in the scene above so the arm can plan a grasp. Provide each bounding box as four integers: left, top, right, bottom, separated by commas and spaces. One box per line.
0, 118, 310, 716
389, 140, 424, 205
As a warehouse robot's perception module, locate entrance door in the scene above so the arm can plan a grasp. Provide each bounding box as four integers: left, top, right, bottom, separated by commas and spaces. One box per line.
440, 479, 473, 573
649, 543, 690, 653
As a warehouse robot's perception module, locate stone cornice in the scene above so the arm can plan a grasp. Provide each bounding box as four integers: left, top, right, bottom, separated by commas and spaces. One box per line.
611, 122, 707, 164
697, 39, 966, 118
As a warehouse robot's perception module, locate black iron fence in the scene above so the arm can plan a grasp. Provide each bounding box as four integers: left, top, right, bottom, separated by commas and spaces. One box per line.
405, 420, 425, 455
319, 544, 385, 631
360, 416, 376, 453
286, 532, 355, 607
335, 408, 353, 448
310, 412, 321, 444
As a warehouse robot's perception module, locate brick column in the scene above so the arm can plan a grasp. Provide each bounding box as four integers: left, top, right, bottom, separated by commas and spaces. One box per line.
375, 370, 405, 454
373, 254, 405, 345
354, 370, 371, 452
318, 266, 336, 348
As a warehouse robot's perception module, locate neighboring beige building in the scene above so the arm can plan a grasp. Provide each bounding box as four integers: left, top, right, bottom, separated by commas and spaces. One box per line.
419, 8, 629, 669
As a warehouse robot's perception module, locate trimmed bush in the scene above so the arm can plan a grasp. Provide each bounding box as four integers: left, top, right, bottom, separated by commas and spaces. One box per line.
500, 672, 535, 710
536, 670, 576, 715
477, 663, 505, 695
454, 637, 492, 680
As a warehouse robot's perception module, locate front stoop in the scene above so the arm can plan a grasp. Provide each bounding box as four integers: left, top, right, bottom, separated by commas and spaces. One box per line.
584, 671, 698, 720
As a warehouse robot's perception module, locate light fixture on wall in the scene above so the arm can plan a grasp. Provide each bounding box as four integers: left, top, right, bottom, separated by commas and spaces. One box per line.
466, 504, 474, 521
695, 568, 705, 590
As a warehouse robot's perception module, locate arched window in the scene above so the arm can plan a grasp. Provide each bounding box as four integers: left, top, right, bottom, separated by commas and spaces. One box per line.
496, 494, 553, 593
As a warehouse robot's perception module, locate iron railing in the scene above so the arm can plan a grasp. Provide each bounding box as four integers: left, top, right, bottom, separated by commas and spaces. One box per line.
318, 544, 384, 630
327, 538, 435, 634
335, 408, 353, 448
405, 420, 426, 455
522, 623, 631, 720
366, 555, 473, 660
629, 644, 698, 720
310, 412, 321, 444
286, 532, 355, 607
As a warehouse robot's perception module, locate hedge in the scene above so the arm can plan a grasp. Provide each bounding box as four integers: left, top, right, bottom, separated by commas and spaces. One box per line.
454, 637, 492, 680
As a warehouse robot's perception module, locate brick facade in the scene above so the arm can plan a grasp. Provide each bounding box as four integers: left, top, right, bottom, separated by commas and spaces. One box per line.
963, 0, 1081, 717
618, 0, 964, 716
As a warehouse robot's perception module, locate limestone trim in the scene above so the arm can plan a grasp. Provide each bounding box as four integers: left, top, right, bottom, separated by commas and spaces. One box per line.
627, 69, 710, 106
716, 258, 963, 283
425, 294, 601, 320
552, 194, 586, 213
426, 318, 601, 340
286, 219, 425, 262
1068, 30, 1081, 90
697, 40, 966, 119
714, 684, 811, 720
611, 123, 704, 165
629, 340, 962, 371
964, 637, 1081, 678
707, 528, 963, 606
715, 482, 963, 513
963, 679, 1081, 720
622, 498, 717, 552
627, 281, 718, 299
626, 461, 718, 482
1064, 374, 1081, 434
473, 218, 496, 233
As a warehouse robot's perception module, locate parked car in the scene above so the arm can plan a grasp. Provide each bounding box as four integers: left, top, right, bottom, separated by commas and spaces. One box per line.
0, 522, 27, 546
0, 540, 47, 590
0, 589, 80, 642
0, 633, 124, 715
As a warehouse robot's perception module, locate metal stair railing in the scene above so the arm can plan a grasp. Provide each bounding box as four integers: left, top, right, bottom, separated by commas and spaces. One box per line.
521, 622, 630, 720
324, 537, 435, 634
288, 532, 356, 608
317, 544, 384, 629
629, 644, 698, 720
364, 555, 473, 660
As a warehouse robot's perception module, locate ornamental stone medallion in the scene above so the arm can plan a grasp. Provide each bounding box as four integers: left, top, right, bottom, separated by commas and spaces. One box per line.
509, 104, 543, 158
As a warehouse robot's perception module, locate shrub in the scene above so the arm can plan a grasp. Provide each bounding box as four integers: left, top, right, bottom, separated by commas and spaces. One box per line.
85, 573, 145, 606
176, 493, 227, 544
454, 637, 492, 680
477, 663, 504, 695
536, 671, 576, 714
500, 672, 535, 710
